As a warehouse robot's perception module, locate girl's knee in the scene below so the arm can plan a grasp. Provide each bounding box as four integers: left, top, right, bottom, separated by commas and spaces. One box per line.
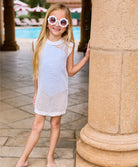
50, 117, 61, 129
32, 116, 45, 132
32, 123, 43, 133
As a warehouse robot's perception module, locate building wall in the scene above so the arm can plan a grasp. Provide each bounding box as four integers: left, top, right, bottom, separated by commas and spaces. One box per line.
47, 0, 81, 8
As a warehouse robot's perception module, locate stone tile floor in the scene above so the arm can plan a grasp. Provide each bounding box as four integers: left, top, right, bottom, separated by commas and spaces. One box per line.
0, 39, 89, 167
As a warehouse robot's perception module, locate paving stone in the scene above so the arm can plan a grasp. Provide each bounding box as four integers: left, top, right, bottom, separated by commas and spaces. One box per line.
26, 93, 34, 98
69, 92, 88, 102
0, 158, 74, 167
62, 117, 88, 130
0, 128, 74, 139
56, 138, 76, 148
70, 82, 89, 91
2, 95, 33, 107
0, 124, 11, 129
0, 158, 18, 167
0, 122, 6, 127
7, 117, 34, 129
19, 104, 34, 115
14, 86, 34, 94
0, 146, 74, 159
0, 158, 45, 167
67, 102, 88, 116
61, 110, 83, 125
68, 97, 86, 106
0, 102, 14, 112
56, 158, 75, 167
1, 80, 32, 89
5, 136, 48, 147
68, 88, 82, 95
6, 136, 75, 148
0, 108, 33, 124
8, 117, 51, 130
41, 129, 75, 138
0, 87, 8, 92
0, 90, 21, 100
0, 128, 30, 137
0, 137, 8, 146
46, 110, 83, 124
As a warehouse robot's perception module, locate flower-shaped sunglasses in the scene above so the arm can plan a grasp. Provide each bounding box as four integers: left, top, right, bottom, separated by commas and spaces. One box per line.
48, 15, 69, 28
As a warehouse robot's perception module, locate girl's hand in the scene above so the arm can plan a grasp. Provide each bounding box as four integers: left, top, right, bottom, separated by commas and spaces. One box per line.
33, 93, 37, 108
85, 40, 90, 59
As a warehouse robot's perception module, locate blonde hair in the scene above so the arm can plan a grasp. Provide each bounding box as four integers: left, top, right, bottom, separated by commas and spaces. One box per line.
33, 4, 75, 80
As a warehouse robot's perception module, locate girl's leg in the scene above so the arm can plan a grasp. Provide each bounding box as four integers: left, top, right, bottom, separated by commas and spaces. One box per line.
15, 114, 46, 167
47, 116, 61, 167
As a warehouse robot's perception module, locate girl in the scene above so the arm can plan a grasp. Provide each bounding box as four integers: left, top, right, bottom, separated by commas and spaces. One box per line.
15, 3, 90, 167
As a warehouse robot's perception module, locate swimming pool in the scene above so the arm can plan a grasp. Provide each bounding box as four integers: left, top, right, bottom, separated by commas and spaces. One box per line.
15, 27, 80, 40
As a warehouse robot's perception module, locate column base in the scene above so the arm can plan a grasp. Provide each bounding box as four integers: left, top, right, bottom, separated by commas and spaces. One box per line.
76, 124, 138, 167
1, 40, 19, 51
76, 153, 99, 167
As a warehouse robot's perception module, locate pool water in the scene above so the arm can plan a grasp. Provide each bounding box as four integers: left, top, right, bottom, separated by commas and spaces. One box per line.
15, 27, 80, 40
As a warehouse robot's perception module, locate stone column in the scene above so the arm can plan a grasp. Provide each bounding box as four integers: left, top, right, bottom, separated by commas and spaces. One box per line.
0, 0, 4, 48
76, 0, 138, 167
1, 0, 19, 51
78, 0, 91, 52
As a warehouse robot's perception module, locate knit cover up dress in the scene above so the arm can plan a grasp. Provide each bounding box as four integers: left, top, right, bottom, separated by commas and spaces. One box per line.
33, 39, 73, 117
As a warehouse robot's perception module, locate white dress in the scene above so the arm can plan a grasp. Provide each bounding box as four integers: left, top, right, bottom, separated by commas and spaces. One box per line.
33, 38, 73, 116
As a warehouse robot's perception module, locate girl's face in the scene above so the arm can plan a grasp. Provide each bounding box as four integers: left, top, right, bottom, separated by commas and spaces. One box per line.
47, 9, 68, 39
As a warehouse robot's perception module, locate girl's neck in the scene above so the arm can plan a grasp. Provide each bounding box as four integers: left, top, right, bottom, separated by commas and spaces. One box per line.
48, 34, 62, 42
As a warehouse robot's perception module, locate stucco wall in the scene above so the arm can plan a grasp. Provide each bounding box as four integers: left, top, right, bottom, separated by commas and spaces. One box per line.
47, 0, 81, 8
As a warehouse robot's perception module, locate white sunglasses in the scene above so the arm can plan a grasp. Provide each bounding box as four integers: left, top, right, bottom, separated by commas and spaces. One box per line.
48, 15, 69, 28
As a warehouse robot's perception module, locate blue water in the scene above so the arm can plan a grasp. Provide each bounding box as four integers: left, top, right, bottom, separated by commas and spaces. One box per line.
15, 27, 80, 40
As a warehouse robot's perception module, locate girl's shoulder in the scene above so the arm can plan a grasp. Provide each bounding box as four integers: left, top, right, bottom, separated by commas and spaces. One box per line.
65, 41, 74, 56
65, 41, 74, 48
46, 39, 74, 56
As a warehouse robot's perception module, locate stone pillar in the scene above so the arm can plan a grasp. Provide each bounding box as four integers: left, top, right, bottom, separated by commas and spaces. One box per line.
1, 0, 19, 51
0, 0, 4, 48
76, 0, 138, 167
78, 0, 91, 52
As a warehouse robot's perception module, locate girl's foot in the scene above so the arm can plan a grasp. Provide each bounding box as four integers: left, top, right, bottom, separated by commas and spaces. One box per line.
15, 160, 28, 167
47, 157, 57, 167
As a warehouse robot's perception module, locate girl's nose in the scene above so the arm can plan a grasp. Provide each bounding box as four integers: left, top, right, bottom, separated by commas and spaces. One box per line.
55, 20, 59, 26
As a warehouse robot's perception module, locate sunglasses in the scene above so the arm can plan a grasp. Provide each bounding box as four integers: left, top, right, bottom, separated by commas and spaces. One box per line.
48, 15, 69, 28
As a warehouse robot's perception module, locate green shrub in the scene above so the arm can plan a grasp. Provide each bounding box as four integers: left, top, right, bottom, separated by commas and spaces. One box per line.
41, 12, 46, 18
45, 3, 50, 9
17, 15, 30, 20
28, 13, 39, 21
17, 14, 39, 21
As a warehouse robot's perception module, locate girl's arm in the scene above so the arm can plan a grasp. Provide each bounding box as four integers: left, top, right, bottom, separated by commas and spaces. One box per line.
67, 40, 90, 77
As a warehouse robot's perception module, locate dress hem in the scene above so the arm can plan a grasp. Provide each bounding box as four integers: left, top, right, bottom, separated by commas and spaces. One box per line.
34, 109, 66, 117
